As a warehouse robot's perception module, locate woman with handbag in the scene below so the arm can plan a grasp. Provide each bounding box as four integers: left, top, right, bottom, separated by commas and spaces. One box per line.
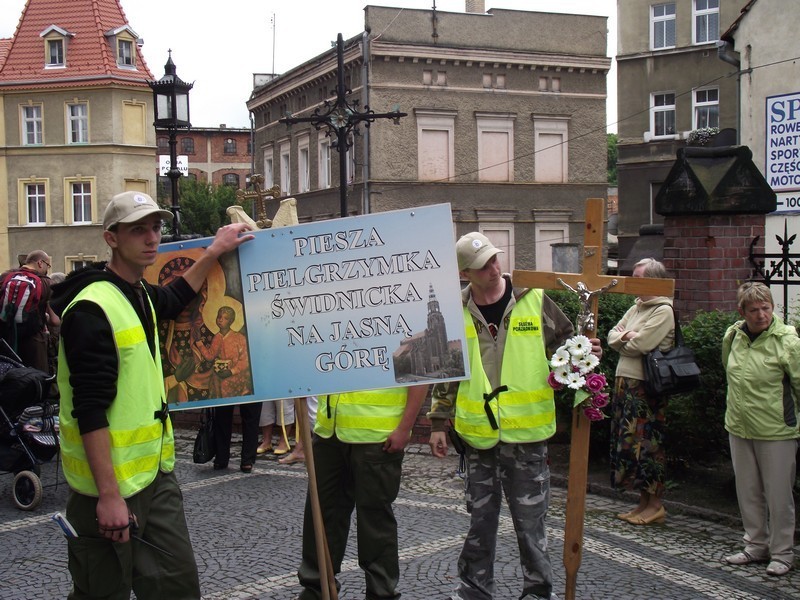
607, 258, 675, 525
722, 282, 799, 577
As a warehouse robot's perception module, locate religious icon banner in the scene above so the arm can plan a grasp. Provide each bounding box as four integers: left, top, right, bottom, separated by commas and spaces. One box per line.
148, 203, 470, 411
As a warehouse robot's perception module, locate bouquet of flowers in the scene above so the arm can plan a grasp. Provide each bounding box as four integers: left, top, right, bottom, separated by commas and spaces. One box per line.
547, 335, 609, 421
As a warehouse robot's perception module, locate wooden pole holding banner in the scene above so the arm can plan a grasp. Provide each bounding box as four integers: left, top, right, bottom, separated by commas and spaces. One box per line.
295, 397, 338, 600
512, 198, 675, 600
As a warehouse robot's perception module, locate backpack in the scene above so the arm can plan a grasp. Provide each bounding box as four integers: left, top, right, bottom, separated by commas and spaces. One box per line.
0, 269, 44, 337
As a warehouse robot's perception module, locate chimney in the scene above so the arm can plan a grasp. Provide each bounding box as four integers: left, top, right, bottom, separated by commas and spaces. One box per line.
465, 0, 485, 14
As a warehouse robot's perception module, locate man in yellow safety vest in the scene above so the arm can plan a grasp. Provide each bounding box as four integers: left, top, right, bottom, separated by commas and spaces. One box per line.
428, 232, 601, 600
53, 191, 253, 599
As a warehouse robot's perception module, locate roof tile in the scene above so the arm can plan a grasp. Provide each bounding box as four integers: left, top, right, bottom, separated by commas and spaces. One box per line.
0, 0, 154, 89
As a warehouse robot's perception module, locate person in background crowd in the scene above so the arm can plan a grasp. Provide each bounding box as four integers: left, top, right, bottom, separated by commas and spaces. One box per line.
278, 396, 317, 465
722, 281, 799, 577
257, 398, 295, 456
428, 232, 601, 600
0, 250, 53, 371
52, 190, 253, 598
607, 257, 675, 525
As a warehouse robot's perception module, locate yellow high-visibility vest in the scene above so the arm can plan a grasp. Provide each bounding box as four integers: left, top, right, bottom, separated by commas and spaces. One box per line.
59, 281, 175, 497
315, 388, 407, 443
455, 289, 555, 449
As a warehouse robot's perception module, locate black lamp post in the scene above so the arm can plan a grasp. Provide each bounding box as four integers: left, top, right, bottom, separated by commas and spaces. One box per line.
280, 33, 406, 218
147, 50, 193, 239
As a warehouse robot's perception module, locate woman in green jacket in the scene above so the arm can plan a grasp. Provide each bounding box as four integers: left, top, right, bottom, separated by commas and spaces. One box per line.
722, 282, 800, 577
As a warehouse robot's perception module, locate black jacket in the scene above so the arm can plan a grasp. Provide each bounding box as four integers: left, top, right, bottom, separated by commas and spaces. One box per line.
51, 262, 196, 435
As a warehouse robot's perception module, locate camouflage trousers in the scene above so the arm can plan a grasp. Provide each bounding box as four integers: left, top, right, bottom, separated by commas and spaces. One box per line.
452, 441, 554, 600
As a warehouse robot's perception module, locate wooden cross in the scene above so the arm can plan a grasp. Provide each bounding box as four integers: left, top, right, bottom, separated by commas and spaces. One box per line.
235, 174, 281, 229
512, 198, 675, 600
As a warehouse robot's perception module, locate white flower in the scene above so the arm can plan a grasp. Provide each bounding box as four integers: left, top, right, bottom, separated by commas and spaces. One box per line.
575, 353, 600, 374
566, 371, 586, 390
550, 347, 571, 368
554, 366, 572, 385
565, 335, 592, 357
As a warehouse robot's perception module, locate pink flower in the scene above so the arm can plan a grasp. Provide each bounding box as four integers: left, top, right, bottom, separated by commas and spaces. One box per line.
584, 373, 607, 393
547, 371, 564, 390
591, 393, 610, 408
583, 406, 605, 421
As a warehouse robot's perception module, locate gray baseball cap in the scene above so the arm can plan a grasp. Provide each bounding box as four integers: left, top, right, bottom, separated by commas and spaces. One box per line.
102, 191, 173, 230
456, 232, 503, 271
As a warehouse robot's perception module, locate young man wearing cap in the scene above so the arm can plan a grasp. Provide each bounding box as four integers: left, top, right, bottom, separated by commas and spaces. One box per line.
52, 191, 254, 598
428, 232, 600, 600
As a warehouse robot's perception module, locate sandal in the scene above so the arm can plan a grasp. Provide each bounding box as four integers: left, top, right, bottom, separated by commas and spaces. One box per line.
240, 464, 253, 473
256, 445, 273, 455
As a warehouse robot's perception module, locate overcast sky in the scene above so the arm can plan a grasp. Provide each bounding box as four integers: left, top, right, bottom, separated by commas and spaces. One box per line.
1, 0, 617, 131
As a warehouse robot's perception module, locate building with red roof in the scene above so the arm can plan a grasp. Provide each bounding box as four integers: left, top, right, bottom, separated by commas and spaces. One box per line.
0, 0, 156, 271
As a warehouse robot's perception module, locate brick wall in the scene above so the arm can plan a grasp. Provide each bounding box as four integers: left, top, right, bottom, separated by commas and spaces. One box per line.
663, 213, 765, 316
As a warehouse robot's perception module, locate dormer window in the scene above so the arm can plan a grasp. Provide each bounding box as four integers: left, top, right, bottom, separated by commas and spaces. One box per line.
105, 25, 140, 69
47, 39, 64, 66
40, 25, 72, 69
118, 39, 134, 67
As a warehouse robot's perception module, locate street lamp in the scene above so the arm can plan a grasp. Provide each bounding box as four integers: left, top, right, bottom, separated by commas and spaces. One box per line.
147, 50, 193, 239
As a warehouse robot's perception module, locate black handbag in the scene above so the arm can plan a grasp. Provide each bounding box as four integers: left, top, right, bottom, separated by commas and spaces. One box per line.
192, 408, 216, 464
643, 309, 701, 397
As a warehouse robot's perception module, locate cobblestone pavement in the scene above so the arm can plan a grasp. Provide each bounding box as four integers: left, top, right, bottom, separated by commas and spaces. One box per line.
1, 432, 798, 599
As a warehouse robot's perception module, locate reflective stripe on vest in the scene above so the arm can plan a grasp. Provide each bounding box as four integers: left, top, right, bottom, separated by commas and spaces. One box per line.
315, 388, 407, 443
455, 289, 555, 449
58, 280, 175, 498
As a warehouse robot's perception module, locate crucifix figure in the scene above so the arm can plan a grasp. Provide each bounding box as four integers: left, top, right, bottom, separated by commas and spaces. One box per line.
558, 279, 619, 335
280, 33, 406, 218
513, 198, 674, 600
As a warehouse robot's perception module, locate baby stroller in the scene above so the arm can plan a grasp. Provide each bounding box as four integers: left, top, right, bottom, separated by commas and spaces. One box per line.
0, 344, 57, 510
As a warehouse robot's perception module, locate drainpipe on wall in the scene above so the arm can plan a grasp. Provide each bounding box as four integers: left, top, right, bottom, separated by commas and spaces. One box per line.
716, 40, 741, 144
362, 30, 371, 214
249, 112, 256, 185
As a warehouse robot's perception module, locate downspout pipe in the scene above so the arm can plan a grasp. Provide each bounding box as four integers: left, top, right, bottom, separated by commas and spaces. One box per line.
362, 29, 371, 214
716, 40, 741, 144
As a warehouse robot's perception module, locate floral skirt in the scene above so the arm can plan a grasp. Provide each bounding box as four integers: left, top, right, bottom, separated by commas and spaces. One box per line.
609, 377, 667, 497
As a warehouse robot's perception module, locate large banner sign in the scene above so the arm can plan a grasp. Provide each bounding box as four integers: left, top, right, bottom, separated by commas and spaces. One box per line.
146, 204, 469, 411
766, 91, 800, 214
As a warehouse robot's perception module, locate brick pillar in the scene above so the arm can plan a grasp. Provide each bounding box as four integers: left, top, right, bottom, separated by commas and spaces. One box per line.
663, 214, 765, 316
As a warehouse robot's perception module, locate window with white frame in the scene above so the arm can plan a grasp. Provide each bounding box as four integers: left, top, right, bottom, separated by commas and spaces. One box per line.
298, 136, 310, 193
70, 181, 92, 223
67, 102, 88, 144
27, 183, 47, 225
534, 221, 569, 272
47, 39, 64, 67
66, 255, 97, 271
694, 0, 719, 44
651, 3, 676, 50
117, 39, 134, 67
693, 87, 719, 129
651, 92, 676, 137
279, 141, 291, 194
22, 105, 43, 145
263, 145, 274, 187
345, 134, 357, 184
318, 139, 331, 189
533, 116, 569, 183
416, 110, 456, 181
477, 113, 515, 182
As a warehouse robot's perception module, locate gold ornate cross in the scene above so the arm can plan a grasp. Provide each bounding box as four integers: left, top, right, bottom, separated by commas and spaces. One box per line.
512, 198, 675, 600
235, 174, 281, 229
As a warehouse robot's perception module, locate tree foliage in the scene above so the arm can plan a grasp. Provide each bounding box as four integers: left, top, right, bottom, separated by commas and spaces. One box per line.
163, 179, 240, 237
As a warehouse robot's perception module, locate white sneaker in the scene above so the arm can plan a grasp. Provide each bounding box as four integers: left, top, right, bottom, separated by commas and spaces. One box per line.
724, 551, 768, 565
766, 560, 792, 576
